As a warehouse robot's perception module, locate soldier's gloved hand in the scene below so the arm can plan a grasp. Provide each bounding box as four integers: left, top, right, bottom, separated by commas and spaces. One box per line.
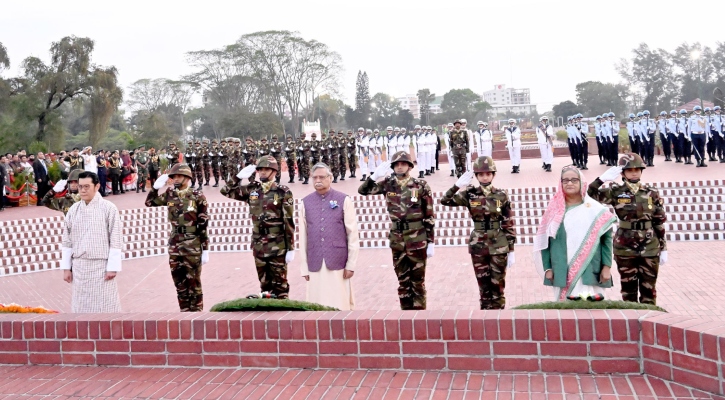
426, 243, 435, 258
455, 171, 474, 189
599, 166, 623, 182
507, 252, 515, 269
659, 250, 668, 265
153, 174, 169, 190
285, 250, 295, 263
237, 165, 257, 180
201, 250, 209, 265
370, 161, 392, 181
53, 180, 67, 193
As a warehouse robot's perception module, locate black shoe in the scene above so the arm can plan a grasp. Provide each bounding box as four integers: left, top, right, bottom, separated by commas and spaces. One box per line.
511, 167, 516, 173
581, 164, 588, 170
676, 158, 682, 163
303, 178, 309, 184
430, 168, 435, 174
546, 164, 552, 172
450, 171, 454, 177
720, 159, 725, 163
120, 190, 125, 194
340, 176, 345, 181
424, 171, 430, 176
701, 161, 708, 167
332, 177, 338, 183
419, 172, 424, 178
205, 182, 210, 186
289, 178, 294, 183
360, 174, 366, 181
136, 188, 140, 193
542, 162, 546, 169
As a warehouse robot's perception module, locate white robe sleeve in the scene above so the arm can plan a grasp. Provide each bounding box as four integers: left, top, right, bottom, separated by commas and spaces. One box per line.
298, 200, 309, 276
343, 196, 359, 271
106, 204, 123, 272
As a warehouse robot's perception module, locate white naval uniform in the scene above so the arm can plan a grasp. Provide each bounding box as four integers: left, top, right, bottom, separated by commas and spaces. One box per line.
61, 192, 123, 313
426, 132, 435, 171
416, 133, 428, 172
474, 129, 493, 158
536, 124, 554, 164
367, 136, 378, 172
444, 132, 455, 172
465, 128, 473, 171
505, 126, 522, 166
358, 136, 370, 176
387, 134, 398, 156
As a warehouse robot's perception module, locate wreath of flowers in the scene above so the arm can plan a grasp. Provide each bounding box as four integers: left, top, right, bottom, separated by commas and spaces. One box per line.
0, 303, 58, 314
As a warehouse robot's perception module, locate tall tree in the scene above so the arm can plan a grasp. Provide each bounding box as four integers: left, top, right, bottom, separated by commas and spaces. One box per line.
575, 81, 628, 117
617, 43, 678, 111
552, 100, 582, 120
0, 41, 9, 72
371, 92, 400, 128
88, 67, 123, 148
672, 42, 716, 104
440, 88, 480, 113
416, 89, 435, 125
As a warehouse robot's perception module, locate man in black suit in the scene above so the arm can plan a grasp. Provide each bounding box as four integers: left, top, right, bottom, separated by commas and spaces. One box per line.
434, 128, 441, 171
32, 152, 50, 206
0, 155, 7, 211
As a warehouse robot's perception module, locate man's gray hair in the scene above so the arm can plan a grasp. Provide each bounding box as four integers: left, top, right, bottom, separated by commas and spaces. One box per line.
311, 162, 332, 177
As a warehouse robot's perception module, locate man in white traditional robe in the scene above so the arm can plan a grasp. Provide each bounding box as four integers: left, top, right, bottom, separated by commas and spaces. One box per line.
61, 171, 123, 312
299, 163, 359, 310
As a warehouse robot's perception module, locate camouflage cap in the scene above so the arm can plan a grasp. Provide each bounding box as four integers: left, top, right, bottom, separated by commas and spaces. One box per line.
618, 153, 646, 170
472, 156, 497, 173
256, 155, 279, 171
68, 169, 82, 182
169, 142, 176, 146
168, 163, 194, 179
390, 151, 414, 168
211, 139, 218, 144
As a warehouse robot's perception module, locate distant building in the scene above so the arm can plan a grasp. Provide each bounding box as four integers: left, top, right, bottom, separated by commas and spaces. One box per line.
487, 104, 538, 116
483, 84, 531, 106
676, 98, 714, 112
396, 95, 420, 119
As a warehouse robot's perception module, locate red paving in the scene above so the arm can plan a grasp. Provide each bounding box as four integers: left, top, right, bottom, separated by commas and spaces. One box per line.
0, 365, 722, 399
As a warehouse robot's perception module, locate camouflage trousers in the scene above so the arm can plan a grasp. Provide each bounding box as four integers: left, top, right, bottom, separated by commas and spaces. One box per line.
136, 166, 148, 189
391, 247, 427, 310
273, 156, 282, 183
285, 157, 296, 181
615, 255, 660, 305
253, 253, 289, 299
211, 160, 220, 182
169, 253, 203, 312
347, 153, 357, 176
203, 162, 211, 184
329, 153, 340, 179
298, 158, 310, 179
471, 253, 508, 310
453, 152, 467, 177
339, 153, 348, 178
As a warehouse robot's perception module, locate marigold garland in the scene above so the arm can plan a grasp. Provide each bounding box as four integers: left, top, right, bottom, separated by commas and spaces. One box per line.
0, 303, 58, 314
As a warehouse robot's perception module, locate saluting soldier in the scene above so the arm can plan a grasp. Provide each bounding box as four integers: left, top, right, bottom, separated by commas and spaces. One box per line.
221, 156, 295, 298
337, 130, 347, 181
449, 120, 469, 178
346, 130, 357, 179
588, 153, 667, 305
440, 157, 515, 309
358, 151, 435, 310
201, 139, 212, 186
270, 135, 283, 184
284, 135, 297, 184
147, 164, 210, 312
135, 145, 149, 193
43, 169, 82, 215
64, 148, 84, 172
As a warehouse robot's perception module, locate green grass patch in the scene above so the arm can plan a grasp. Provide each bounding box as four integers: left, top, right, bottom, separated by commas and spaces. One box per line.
210, 298, 339, 312
513, 300, 666, 312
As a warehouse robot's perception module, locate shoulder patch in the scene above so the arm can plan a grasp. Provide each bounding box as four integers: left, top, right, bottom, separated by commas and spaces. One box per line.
277, 185, 290, 192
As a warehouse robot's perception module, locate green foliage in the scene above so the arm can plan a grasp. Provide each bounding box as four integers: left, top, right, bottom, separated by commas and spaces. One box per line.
575, 81, 628, 117
10, 170, 31, 191
47, 161, 62, 183
210, 298, 339, 312
552, 100, 582, 120
65, 129, 134, 152
514, 300, 666, 312
28, 141, 48, 154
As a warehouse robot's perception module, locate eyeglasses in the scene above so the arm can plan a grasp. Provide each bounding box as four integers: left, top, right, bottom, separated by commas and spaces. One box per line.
311, 175, 330, 181
561, 178, 581, 185
78, 184, 95, 191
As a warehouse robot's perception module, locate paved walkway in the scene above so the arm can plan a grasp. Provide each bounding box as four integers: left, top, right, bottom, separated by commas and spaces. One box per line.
0, 242, 721, 320
0, 365, 721, 399
1, 156, 721, 220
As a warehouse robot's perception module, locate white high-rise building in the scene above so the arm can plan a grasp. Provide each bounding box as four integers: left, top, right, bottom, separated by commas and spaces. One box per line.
396, 95, 420, 119
482, 84, 536, 116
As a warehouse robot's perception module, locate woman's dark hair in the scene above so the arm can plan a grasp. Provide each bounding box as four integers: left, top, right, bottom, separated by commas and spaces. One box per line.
78, 171, 100, 185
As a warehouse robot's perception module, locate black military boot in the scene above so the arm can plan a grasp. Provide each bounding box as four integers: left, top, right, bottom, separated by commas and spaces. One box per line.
449, 170, 454, 177
340, 176, 345, 181
332, 177, 338, 183
419, 171, 425, 178
289, 176, 294, 183
720, 158, 725, 163
136, 187, 140, 193
213, 179, 219, 187
303, 177, 309, 184
424, 170, 430, 176
430, 167, 435, 174
142, 185, 146, 192
701, 159, 708, 167
360, 174, 366, 181
581, 163, 588, 170
511, 166, 516, 173
542, 162, 546, 169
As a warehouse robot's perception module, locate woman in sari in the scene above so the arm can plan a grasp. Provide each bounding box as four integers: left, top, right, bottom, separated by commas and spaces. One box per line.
533, 165, 617, 301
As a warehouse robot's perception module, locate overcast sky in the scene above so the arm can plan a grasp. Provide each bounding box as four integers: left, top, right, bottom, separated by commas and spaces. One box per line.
2, 0, 722, 112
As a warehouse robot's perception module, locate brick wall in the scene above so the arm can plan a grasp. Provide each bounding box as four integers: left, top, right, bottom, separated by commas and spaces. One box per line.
0, 310, 723, 395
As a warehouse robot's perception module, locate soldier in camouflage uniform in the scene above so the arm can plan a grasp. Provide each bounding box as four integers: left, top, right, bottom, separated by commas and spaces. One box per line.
221, 156, 295, 298
184, 141, 196, 187
440, 157, 516, 309
298, 136, 312, 184
319, 131, 331, 167
242, 136, 258, 181
449, 120, 470, 178
358, 151, 436, 310
148, 148, 161, 183
325, 129, 340, 183
167, 142, 181, 167
269, 135, 283, 184
201, 139, 212, 186
219, 139, 229, 182
346, 130, 357, 178
284, 135, 297, 184
193, 140, 204, 190
337, 130, 347, 181
310, 132, 320, 166
258, 137, 270, 158
146, 163, 210, 312
588, 153, 667, 304
64, 148, 84, 173
42, 169, 82, 215
210, 139, 221, 187
135, 145, 149, 193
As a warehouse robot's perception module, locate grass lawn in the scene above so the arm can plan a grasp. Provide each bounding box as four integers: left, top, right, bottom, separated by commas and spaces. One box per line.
211, 298, 339, 312
513, 300, 665, 312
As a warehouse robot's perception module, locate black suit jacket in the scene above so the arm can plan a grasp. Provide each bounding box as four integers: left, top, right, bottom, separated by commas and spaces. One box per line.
0, 164, 6, 188
32, 160, 48, 183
